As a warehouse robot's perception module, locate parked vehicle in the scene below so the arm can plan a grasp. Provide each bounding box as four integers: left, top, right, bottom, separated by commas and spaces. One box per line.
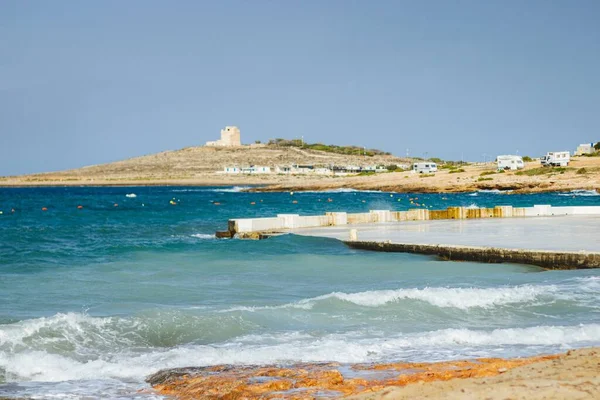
540, 151, 570, 167
496, 155, 524, 171
412, 162, 438, 174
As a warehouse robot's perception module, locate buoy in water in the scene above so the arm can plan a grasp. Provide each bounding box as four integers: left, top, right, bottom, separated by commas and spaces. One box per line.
77, 205, 83, 209
250, 202, 256, 205
213, 202, 221, 206
114, 204, 118, 207
42, 207, 48, 211
292, 200, 298, 204
327, 198, 333, 202
170, 200, 177, 205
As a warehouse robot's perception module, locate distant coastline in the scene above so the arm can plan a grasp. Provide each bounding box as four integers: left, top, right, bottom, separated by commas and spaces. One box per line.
2, 145, 599, 194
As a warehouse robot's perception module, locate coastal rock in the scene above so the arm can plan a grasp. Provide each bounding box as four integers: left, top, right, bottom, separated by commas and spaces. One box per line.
147, 353, 561, 399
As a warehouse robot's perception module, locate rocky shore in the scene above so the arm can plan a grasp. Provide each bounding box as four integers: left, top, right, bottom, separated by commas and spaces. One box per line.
146, 348, 599, 399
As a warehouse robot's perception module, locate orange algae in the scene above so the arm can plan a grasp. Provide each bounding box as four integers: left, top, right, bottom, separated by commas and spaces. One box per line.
148, 353, 560, 399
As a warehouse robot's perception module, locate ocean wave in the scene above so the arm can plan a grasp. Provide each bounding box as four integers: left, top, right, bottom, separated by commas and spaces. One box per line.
558, 189, 599, 197
478, 189, 511, 194
3, 321, 599, 383
466, 203, 480, 209
125, 193, 137, 198
190, 233, 216, 240
224, 285, 557, 312
298, 188, 383, 193
208, 186, 253, 193
171, 186, 254, 193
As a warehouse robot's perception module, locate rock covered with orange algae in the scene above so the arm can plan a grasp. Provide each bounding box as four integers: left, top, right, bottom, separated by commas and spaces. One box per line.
146, 353, 560, 399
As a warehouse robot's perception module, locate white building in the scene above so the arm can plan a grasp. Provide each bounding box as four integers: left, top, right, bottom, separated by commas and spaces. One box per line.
314, 167, 333, 175
497, 155, 524, 170
275, 166, 292, 174
240, 165, 271, 174
575, 143, 596, 156
222, 166, 241, 174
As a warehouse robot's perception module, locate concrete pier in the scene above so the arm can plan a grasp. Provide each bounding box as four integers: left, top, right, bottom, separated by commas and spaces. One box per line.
219, 205, 600, 269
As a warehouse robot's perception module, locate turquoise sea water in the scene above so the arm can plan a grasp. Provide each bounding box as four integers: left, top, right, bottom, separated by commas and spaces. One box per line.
1, 186, 599, 398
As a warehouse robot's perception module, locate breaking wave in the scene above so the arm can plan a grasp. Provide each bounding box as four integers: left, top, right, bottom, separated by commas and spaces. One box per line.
208, 186, 253, 193
558, 190, 599, 197
298, 188, 382, 193
190, 233, 216, 240
478, 189, 511, 194
2, 312, 599, 384
224, 284, 559, 312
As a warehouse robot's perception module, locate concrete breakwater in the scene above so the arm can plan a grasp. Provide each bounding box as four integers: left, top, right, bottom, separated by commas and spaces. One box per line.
345, 241, 600, 270
217, 205, 600, 269
219, 204, 600, 237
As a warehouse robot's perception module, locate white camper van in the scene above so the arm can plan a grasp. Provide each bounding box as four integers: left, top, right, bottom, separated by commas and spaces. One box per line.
497, 155, 524, 171
412, 162, 438, 174
540, 151, 570, 167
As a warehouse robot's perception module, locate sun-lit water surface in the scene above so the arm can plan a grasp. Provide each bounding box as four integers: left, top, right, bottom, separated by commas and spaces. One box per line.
1, 186, 599, 398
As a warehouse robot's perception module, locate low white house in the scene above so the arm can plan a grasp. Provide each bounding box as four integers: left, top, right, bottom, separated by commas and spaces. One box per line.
575, 143, 596, 156
412, 162, 438, 174
275, 166, 292, 174
497, 155, 524, 170
241, 165, 271, 174
541, 151, 570, 167
292, 164, 315, 174
222, 166, 241, 174
314, 167, 333, 175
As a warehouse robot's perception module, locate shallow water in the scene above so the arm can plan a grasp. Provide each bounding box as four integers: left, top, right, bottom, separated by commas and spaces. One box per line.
0, 186, 599, 398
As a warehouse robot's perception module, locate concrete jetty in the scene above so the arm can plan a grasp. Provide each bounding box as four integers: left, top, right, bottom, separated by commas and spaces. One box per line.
218, 205, 600, 269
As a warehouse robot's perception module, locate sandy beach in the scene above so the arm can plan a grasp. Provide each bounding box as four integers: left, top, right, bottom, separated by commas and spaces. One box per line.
352, 348, 600, 400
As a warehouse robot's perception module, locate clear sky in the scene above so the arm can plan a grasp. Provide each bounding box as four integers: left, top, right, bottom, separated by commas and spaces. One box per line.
1, 0, 599, 175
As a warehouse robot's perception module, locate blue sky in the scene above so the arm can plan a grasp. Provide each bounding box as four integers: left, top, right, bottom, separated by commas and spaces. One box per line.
1, 0, 599, 175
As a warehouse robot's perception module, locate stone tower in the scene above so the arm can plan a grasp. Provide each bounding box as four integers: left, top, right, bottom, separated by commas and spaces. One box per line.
206, 126, 241, 147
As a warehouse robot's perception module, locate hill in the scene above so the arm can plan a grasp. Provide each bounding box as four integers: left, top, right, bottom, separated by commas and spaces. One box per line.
0, 145, 408, 186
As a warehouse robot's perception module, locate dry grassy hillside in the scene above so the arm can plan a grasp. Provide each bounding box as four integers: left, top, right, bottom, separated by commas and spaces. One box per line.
0, 145, 408, 184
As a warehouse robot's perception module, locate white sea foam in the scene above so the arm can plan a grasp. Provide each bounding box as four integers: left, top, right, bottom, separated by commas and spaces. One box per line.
298, 188, 382, 193
125, 193, 137, 198
223, 285, 557, 312
318, 285, 555, 309
558, 189, 599, 197
190, 233, 216, 240
3, 319, 599, 384
208, 186, 253, 193
466, 203, 480, 209
478, 189, 511, 194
